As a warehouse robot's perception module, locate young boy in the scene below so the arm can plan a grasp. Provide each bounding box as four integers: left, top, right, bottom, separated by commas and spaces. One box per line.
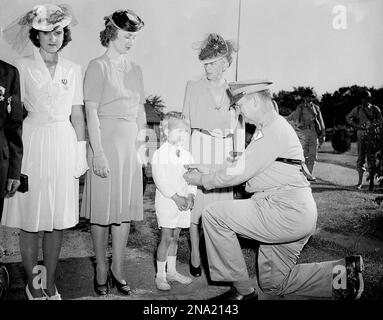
151, 112, 197, 290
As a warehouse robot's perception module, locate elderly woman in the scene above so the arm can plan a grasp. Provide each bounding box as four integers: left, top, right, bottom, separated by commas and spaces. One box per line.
182, 33, 238, 277
1, 4, 87, 300
81, 9, 146, 296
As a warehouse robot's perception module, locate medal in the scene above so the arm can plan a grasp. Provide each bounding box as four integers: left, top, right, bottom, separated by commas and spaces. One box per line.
0, 86, 5, 102
7, 96, 12, 113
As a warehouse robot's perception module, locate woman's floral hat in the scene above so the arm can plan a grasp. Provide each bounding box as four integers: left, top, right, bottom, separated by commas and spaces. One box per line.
198, 33, 228, 64
193, 33, 237, 65
20, 4, 72, 31
2, 3, 77, 53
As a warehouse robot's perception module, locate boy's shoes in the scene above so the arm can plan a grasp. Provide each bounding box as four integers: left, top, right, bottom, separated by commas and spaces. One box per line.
155, 275, 171, 291
166, 271, 193, 285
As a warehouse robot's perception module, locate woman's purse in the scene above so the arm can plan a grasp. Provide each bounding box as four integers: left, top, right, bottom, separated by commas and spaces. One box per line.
17, 174, 28, 193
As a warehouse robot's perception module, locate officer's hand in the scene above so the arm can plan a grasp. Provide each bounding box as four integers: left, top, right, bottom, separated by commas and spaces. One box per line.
5, 179, 20, 198
184, 164, 210, 174
184, 170, 203, 187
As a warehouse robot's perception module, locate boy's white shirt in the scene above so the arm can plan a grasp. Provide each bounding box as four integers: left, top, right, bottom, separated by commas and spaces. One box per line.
151, 141, 197, 214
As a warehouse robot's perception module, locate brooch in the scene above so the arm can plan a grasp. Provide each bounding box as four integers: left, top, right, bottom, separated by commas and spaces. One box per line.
61, 79, 68, 86
0, 86, 5, 102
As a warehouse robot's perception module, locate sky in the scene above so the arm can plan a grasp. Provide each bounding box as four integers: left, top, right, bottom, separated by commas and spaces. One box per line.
1, 0, 382, 111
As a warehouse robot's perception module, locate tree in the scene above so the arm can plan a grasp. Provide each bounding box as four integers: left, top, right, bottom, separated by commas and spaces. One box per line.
145, 95, 166, 119
273, 86, 320, 116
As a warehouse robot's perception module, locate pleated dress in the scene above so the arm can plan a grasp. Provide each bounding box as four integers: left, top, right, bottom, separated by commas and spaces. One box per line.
1, 49, 83, 232
80, 55, 145, 225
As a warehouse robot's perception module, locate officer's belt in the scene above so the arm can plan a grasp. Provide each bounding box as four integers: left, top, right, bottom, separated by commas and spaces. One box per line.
275, 158, 302, 166
299, 124, 315, 130
275, 157, 315, 181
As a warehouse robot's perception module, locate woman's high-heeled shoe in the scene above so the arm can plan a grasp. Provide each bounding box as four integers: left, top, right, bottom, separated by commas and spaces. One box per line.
25, 285, 46, 300
189, 262, 202, 277
94, 272, 109, 296
109, 269, 132, 295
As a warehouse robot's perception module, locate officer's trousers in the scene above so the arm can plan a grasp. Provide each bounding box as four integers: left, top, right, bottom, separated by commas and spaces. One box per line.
202, 187, 344, 298
356, 129, 376, 176
299, 129, 318, 174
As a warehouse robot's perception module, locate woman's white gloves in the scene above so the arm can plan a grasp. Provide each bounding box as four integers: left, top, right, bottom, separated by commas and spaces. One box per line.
74, 141, 89, 178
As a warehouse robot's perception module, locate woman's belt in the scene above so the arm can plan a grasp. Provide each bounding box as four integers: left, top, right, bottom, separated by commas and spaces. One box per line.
98, 115, 137, 121
192, 128, 234, 139
26, 112, 69, 124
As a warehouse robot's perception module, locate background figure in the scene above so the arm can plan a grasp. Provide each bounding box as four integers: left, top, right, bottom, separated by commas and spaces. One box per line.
182, 33, 238, 277
0, 60, 23, 300
1, 4, 87, 300
151, 112, 196, 291
81, 9, 146, 296
287, 90, 325, 178
346, 89, 382, 190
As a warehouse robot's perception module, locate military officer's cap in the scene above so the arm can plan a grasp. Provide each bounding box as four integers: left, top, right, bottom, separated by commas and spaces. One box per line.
228, 79, 273, 97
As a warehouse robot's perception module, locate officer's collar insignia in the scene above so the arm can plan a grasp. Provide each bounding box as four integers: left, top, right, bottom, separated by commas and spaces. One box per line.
253, 129, 264, 141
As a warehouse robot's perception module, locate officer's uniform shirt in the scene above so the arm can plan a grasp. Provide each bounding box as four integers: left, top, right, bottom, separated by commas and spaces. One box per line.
288, 102, 321, 128
346, 103, 382, 129
201, 112, 309, 193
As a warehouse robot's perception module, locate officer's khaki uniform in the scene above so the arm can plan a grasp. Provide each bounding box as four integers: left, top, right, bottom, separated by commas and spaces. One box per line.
287, 102, 325, 174
200, 112, 342, 298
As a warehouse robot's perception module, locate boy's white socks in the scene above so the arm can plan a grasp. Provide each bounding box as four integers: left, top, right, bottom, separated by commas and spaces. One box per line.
156, 260, 167, 278
166, 256, 177, 274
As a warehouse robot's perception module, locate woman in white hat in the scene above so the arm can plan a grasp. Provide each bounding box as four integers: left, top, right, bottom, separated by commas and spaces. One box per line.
80, 9, 146, 296
182, 33, 238, 277
1, 4, 87, 300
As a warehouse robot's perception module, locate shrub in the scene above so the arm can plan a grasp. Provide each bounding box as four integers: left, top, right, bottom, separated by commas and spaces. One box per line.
365, 121, 383, 180
331, 126, 351, 153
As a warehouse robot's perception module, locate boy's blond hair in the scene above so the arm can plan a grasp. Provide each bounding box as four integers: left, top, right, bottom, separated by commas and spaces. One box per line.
160, 111, 190, 141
